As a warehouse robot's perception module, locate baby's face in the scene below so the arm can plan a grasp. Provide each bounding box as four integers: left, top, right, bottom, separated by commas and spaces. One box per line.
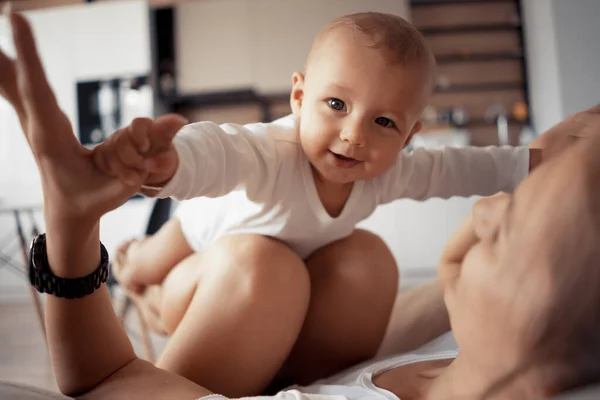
292, 29, 431, 185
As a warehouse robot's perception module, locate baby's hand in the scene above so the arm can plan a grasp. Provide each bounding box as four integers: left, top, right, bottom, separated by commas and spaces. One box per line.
92, 114, 187, 188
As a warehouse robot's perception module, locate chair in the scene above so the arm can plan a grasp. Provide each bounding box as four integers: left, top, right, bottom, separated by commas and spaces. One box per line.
0, 205, 46, 343
108, 197, 173, 361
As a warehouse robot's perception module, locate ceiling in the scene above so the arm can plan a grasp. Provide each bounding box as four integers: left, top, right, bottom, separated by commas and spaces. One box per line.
8, 0, 196, 12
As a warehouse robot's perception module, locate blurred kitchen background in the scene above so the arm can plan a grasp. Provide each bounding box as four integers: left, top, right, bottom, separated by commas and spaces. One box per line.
1, 0, 599, 381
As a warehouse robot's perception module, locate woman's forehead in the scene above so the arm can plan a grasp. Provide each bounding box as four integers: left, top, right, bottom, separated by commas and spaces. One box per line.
507, 137, 600, 277
507, 142, 591, 248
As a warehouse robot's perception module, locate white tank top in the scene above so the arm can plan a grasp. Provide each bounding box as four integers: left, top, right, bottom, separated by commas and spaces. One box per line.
199, 332, 458, 400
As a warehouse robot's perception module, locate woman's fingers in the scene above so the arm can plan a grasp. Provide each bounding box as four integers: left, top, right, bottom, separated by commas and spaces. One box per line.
438, 213, 477, 284
0, 49, 27, 126
10, 12, 61, 128
92, 147, 114, 177
440, 213, 478, 263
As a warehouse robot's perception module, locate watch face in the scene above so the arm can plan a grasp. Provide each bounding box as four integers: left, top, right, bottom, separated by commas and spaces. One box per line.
29, 234, 45, 291
31, 234, 46, 272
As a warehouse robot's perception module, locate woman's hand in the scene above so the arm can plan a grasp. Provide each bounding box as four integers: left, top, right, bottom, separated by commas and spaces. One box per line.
0, 12, 207, 396
0, 12, 186, 227
438, 193, 510, 285
437, 212, 477, 285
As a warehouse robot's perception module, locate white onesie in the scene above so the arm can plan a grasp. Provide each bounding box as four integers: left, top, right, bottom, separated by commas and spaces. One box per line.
155, 115, 529, 259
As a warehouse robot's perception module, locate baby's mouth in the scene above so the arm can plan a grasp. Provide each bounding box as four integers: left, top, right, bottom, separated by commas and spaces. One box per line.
332, 152, 355, 162
328, 150, 361, 168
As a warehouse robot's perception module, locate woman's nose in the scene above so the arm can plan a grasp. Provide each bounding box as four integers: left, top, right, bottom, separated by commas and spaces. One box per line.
473, 193, 510, 239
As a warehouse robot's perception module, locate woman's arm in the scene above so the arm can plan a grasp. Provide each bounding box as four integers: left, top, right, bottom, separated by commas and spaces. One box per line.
1, 11, 210, 398
44, 221, 137, 395
377, 282, 449, 357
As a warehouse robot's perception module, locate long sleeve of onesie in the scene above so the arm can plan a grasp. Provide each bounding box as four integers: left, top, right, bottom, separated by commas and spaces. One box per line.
152, 121, 278, 201
376, 146, 530, 204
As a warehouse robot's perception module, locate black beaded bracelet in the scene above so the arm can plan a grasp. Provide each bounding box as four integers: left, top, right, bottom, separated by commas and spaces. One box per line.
29, 233, 109, 299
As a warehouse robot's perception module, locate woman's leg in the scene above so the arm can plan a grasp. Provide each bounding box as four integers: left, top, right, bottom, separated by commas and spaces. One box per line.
283, 229, 399, 384
156, 234, 310, 397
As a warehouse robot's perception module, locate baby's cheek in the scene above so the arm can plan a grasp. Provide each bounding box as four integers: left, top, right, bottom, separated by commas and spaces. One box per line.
371, 149, 399, 172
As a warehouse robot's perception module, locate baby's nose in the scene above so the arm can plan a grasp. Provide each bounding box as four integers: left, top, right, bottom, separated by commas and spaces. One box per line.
340, 127, 366, 147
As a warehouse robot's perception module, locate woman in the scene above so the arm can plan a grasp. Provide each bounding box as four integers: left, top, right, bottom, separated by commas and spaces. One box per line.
2, 10, 600, 400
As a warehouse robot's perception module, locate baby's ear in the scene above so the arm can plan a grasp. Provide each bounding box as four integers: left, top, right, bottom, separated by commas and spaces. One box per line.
290, 72, 305, 116
403, 121, 423, 148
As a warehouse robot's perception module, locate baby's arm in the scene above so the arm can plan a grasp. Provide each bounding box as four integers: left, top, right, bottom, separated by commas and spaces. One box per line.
93, 119, 278, 201
377, 146, 532, 202
154, 121, 278, 200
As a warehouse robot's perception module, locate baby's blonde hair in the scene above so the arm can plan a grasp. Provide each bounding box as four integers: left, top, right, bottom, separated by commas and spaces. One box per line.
310, 12, 436, 84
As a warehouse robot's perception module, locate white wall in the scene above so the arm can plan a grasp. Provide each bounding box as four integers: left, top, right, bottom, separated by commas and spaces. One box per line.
359, 197, 478, 287
521, 0, 563, 133
176, 0, 410, 94
0, 1, 154, 301
522, 0, 600, 133
248, 0, 410, 93
176, 0, 254, 93
552, 0, 600, 117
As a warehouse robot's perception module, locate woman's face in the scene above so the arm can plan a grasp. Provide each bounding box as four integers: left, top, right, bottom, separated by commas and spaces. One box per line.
439, 131, 600, 382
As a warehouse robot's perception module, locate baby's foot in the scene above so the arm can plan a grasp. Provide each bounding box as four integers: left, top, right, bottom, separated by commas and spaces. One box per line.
113, 239, 146, 294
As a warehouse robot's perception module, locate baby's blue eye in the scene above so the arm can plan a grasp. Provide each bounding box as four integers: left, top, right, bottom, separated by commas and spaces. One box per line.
375, 117, 395, 128
328, 98, 346, 111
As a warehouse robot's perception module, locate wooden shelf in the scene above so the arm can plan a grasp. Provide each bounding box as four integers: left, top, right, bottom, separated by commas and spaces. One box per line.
412, 0, 528, 146
412, 0, 516, 6
162, 89, 292, 123
435, 82, 524, 93
436, 52, 523, 63
420, 23, 520, 35
164, 89, 266, 108
462, 117, 522, 127
164, 89, 291, 108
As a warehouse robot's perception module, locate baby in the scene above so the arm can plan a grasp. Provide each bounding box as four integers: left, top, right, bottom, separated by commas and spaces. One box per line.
94, 12, 538, 394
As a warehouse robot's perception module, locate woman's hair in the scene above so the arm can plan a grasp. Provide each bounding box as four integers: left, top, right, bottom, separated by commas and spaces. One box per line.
534, 147, 600, 394
484, 143, 600, 399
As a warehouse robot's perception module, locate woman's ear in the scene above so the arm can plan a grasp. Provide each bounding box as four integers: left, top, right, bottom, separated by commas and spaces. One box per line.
290, 72, 305, 117
403, 121, 423, 148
